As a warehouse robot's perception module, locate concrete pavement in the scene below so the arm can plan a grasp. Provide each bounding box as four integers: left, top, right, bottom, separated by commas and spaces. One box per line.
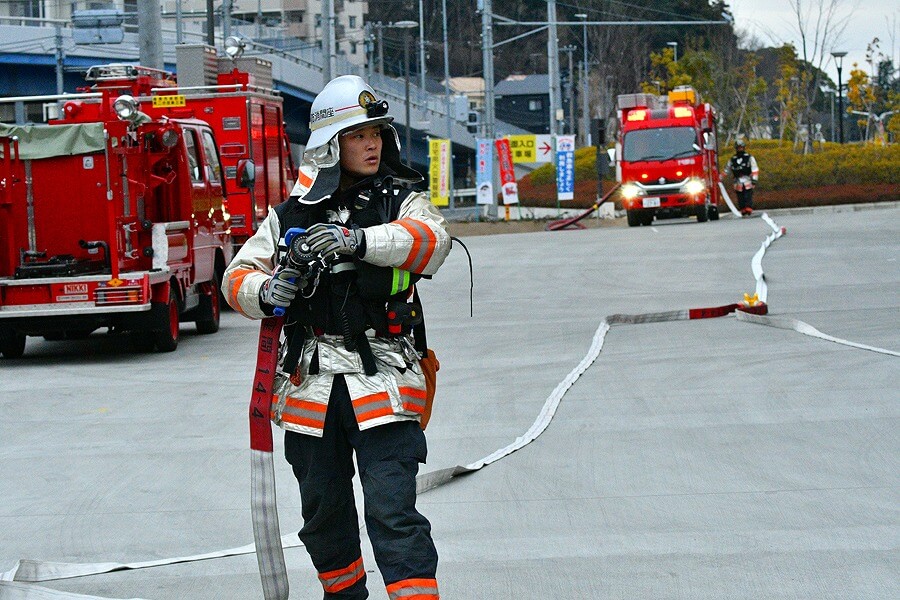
1, 208, 897, 599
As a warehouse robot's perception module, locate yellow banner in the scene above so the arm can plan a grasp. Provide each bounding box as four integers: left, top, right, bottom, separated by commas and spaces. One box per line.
152, 94, 186, 108
507, 134, 537, 163
428, 138, 450, 207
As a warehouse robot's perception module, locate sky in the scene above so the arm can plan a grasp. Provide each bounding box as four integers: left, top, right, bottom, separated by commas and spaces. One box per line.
729, 0, 899, 81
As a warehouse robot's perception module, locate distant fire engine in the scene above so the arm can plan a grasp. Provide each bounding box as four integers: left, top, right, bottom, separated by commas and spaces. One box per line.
0, 45, 295, 358
613, 86, 722, 227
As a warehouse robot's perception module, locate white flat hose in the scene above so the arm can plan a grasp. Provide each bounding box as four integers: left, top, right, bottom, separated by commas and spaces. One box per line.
718, 181, 743, 216
5, 213, 897, 599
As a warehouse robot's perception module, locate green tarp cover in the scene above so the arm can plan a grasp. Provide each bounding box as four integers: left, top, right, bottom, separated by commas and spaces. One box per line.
0, 122, 106, 159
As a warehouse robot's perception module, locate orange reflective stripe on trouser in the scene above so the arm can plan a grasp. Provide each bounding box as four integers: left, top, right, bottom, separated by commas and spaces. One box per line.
352, 391, 394, 422
385, 578, 439, 599
398, 386, 427, 415
395, 218, 437, 273
318, 556, 365, 593
275, 395, 327, 431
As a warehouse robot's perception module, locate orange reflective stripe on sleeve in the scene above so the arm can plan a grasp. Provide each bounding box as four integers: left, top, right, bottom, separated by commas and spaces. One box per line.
385, 577, 439, 599
395, 218, 437, 274
227, 268, 255, 314
319, 557, 365, 593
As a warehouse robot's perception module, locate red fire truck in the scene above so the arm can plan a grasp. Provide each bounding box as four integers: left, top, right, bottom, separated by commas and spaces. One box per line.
613, 86, 721, 227
0, 47, 294, 358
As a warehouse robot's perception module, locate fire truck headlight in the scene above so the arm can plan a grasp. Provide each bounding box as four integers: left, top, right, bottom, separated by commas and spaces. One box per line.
621, 184, 642, 200
683, 178, 705, 195
161, 127, 180, 148
114, 95, 138, 120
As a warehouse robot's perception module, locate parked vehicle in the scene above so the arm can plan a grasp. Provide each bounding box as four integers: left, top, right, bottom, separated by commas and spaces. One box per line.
0, 47, 294, 357
612, 86, 721, 227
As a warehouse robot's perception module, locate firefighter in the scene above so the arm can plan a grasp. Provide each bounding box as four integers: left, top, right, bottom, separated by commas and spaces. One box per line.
224, 75, 449, 600
723, 139, 759, 215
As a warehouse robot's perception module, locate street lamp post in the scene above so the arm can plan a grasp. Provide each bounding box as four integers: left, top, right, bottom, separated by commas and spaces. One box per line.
831, 51, 847, 144
575, 13, 589, 146
393, 21, 418, 165
667, 41, 678, 62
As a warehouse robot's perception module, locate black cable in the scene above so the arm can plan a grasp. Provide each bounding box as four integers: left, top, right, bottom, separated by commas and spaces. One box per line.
450, 236, 473, 318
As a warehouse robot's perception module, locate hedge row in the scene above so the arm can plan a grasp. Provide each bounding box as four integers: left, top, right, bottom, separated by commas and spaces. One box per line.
523, 141, 900, 191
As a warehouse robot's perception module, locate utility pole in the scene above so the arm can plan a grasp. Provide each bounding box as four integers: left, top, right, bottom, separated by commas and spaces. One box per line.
547, 0, 561, 136
442, 0, 454, 209
575, 13, 589, 146
377, 23, 385, 75
562, 45, 575, 135
222, 0, 232, 39
480, 0, 495, 139
54, 23, 64, 95
206, 0, 214, 46
138, 0, 163, 70
176, 0, 183, 44
323, 0, 334, 81
418, 0, 427, 90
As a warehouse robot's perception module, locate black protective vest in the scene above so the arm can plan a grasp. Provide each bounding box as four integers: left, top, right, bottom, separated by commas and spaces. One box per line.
729, 152, 753, 177
273, 178, 423, 375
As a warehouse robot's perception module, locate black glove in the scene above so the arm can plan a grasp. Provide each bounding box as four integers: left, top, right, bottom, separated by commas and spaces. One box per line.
306, 223, 364, 256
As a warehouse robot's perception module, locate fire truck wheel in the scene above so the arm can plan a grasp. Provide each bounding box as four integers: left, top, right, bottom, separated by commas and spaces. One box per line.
153, 287, 181, 352
640, 210, 654, 227
709, 205, 720, 221
0, 326, 26, 359
195, 272, 221, 335
626, 210, 641, 227
696, 204, 709, 223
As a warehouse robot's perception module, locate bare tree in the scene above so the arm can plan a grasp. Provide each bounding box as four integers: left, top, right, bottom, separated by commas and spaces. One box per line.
786, 0, 856, 152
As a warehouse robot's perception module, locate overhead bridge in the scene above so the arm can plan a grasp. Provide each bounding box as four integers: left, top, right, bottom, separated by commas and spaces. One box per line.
0, 18, 528, 175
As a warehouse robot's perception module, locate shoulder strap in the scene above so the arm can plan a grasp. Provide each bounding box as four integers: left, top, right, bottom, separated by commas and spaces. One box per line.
412, 286, 428, 354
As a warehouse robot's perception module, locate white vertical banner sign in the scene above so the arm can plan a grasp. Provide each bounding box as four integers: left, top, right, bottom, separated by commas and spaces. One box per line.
475, 137, 494, 205
555, 135, 576, 201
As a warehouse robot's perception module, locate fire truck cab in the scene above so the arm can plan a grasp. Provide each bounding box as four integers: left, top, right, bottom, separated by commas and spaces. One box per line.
614, 86, 721, 227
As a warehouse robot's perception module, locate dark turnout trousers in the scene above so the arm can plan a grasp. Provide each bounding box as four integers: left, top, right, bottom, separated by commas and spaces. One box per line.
284, 375, 439, 599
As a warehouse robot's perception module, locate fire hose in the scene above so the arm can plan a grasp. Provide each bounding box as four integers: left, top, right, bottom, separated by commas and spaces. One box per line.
3, 213, 898, 599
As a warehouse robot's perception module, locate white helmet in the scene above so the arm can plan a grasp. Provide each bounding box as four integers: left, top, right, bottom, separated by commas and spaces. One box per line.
290, 75, 422, 204
306, 75, 393, 152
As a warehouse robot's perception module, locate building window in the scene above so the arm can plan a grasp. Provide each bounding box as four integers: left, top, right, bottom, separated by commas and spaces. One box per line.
349, 16, 357, 28
528, 99, 542, 111
315, 13, 321, 28
351, 42, 358, 54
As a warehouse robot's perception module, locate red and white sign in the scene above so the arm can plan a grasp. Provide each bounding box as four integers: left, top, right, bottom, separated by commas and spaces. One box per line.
494, 138, 519, 205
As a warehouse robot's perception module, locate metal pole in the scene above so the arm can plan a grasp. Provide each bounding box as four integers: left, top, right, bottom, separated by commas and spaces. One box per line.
481, 0, 495, 139
223, 0, 231, 40
565, 46, 575, 135
418, 0, 427, 90
547, 0, 561, 136
404, 30, 412, 164
138, 0, 163, 70
206, 0, 214, 46
578, 15, 589, 146
176, 0, 183, 44
837, 64, 844, 144
323, 0, 333, 81
830, 90, 835, 142
377, 23, 385, 75
442, 0, 454, 209
54, 23, 64, 95
257, 0, 263, 40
